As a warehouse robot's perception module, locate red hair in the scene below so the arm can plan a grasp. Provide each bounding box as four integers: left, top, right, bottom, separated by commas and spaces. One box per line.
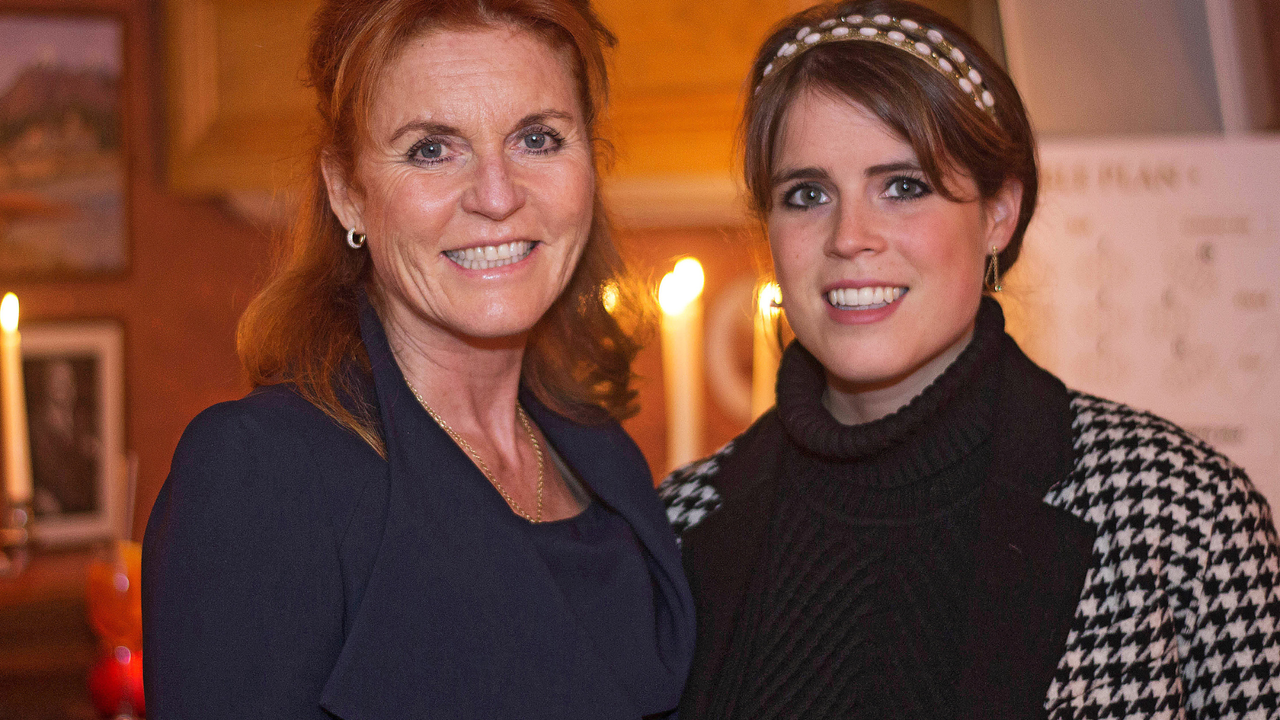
237, 0, 649, 455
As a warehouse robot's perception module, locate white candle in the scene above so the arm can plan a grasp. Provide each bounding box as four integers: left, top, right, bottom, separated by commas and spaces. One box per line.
751, 282, 783, 419
658, 258, 705, 472
0, 294, 31, 506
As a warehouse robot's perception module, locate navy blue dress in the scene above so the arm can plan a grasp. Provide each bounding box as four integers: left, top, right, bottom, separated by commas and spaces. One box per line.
529, 500, 678, 713
142, 297, 695, 719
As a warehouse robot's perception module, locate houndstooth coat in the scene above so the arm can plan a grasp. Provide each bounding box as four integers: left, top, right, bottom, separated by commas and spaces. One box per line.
660, 334, 1280, 720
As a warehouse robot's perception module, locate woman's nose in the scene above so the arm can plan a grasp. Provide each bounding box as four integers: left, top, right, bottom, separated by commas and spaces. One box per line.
828, 203, 887, 258
461, 153, 526, 221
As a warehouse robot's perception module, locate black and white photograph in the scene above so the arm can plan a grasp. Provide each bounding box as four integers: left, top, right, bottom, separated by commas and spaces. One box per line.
21, 320, 123, 544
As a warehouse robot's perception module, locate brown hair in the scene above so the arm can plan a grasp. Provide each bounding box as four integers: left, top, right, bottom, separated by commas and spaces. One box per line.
237, 0, 648, 456
743, 0, 1038, 274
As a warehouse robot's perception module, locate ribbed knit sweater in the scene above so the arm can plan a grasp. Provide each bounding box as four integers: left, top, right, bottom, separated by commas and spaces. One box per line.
712, 304, 1005, 720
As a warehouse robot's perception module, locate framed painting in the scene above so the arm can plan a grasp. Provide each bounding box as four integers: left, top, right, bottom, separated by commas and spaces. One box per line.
21, 320, 124, 544
0, 12, 127, 278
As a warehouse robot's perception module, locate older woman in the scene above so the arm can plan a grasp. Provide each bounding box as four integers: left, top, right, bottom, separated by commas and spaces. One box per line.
661, 2, 1280, 718
142, 1, 693, 717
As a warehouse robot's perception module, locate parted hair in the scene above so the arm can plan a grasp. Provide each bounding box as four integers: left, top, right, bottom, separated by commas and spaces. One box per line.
743, 0, 1038, 274
237, 0, 648, 456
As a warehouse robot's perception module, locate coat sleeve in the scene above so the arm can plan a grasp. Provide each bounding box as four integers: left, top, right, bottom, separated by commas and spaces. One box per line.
1182, 463, 1280, 718
142, 403, 346, 719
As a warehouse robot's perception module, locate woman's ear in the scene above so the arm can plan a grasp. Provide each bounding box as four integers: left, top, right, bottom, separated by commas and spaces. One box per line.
321, 153, 364, 233
983, 179, 1024, 253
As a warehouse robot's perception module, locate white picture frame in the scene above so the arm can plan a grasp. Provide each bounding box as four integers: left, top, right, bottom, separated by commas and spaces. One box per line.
21, 320, 124, 545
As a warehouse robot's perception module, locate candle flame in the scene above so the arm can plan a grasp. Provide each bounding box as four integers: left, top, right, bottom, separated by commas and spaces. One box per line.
601, 282, 620, 314
658, 258, 705, 315
757, 282, 782, 317
0, 293, 17, 332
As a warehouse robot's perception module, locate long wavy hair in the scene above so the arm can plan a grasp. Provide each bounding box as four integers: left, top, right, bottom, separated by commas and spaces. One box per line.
238, 0, 650, 456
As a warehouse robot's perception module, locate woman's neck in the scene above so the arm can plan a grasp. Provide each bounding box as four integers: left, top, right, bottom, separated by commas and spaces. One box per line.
378, 294, 528, 441
822, 327, 975, 426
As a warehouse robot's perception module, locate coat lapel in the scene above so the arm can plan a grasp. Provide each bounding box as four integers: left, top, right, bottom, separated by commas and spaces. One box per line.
318, 299, 643, 720
955, 335, 1096, 720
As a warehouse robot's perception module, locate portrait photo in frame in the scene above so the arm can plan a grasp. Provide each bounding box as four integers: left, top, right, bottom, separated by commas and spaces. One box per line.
21, 320, 124, 544
0, 11, 128, 278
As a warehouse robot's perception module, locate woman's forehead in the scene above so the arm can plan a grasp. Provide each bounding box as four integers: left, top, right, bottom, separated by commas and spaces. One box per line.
368, 25, 582, 134
774, 89, 915, 166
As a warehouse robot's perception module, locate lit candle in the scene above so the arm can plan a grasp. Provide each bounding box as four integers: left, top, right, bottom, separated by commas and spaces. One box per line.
601, 281, 620, 315
0, 294, 30, 506
751, 282, 782, 419
658, 258, 705, 472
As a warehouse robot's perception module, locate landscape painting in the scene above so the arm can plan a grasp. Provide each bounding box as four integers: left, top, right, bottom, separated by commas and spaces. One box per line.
0, 14, 125, 277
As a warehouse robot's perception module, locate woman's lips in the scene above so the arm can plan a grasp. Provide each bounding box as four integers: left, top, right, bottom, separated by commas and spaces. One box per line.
443, 240, 536, 270
823, 285, 908, 325
825, 285, 906, 310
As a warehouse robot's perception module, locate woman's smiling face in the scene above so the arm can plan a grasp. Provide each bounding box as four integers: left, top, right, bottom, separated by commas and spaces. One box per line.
768, 88, 1020, 398
326, 24, 595, 345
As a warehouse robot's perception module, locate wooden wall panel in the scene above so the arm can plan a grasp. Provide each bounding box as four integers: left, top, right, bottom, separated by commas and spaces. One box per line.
165, 0, 316, 193
596, 0, 792, 175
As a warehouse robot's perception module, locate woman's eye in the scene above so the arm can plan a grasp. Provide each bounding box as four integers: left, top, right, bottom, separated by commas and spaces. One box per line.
784, 184, 831, 208
411, 141, 445, 162
885, 176, 930, 199
519, 128, 561, 153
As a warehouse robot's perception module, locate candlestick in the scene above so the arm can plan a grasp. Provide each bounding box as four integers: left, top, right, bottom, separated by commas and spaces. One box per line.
1, 293, 30, 507
658, 258, 705, 472
752, 282, 783, 419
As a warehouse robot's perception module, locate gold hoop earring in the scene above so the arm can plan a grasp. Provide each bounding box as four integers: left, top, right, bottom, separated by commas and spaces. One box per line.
986, 246, 1002, 292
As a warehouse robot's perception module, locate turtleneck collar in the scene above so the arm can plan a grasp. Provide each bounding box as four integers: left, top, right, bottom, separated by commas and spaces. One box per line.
776, 297, 1006, 486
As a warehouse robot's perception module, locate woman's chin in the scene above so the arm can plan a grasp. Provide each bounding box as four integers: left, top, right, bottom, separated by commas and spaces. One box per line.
823, 362, 916, 395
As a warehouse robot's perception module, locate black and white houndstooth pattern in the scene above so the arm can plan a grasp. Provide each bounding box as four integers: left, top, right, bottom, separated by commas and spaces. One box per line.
658, 391, 1280, 719
658, 446, 731, 540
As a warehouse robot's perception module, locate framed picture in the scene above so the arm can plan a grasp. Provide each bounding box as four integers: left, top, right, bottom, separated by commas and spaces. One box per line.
0, 12, 127, 278
21, 321, 124, 545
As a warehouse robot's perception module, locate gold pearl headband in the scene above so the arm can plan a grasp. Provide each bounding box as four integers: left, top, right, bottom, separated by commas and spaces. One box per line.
757, 13, 997, 118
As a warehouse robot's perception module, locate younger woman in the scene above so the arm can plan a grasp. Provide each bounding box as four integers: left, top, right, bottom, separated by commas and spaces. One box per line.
661, 2, 1280, 718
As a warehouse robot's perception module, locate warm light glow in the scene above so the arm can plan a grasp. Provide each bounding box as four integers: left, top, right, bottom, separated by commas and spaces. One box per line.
757, 282, 782, 317
601, 282, 620, 314
0, 294, 17, 333
658, 258, 705, 315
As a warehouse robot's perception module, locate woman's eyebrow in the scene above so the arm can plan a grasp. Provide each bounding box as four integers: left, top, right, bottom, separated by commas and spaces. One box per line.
388, 110, 575, 145
865, 161, 922, 176
514, 110, 575, 129
390, 120, 459, 144
772, 166, 831, 186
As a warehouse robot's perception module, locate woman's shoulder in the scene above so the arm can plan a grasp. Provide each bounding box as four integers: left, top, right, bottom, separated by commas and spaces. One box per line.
1050, 389, 1272, 548
658, 411, 786, 537
167, 383, 384, 520
658, 440, 734, 537
180, 381, 376, 451
1060, 389, 1252, 496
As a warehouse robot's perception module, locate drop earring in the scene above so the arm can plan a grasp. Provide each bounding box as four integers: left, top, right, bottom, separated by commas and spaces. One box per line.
986, 246, 1002, 292
347, 228, 367, 249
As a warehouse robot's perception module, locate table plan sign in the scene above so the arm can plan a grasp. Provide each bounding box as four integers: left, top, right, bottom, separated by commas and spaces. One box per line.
1003, 136, 1280, 507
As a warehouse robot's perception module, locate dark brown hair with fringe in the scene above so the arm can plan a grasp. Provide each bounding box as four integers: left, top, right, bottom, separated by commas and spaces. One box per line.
742, 0, 1038, 275
237, 0, 650, 456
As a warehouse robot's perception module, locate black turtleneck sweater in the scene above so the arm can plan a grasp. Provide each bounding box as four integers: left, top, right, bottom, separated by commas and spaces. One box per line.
713, 300, 1006, 720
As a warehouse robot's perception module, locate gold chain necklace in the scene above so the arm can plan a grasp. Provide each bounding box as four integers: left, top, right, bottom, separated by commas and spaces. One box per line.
405, 380, 544, 523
